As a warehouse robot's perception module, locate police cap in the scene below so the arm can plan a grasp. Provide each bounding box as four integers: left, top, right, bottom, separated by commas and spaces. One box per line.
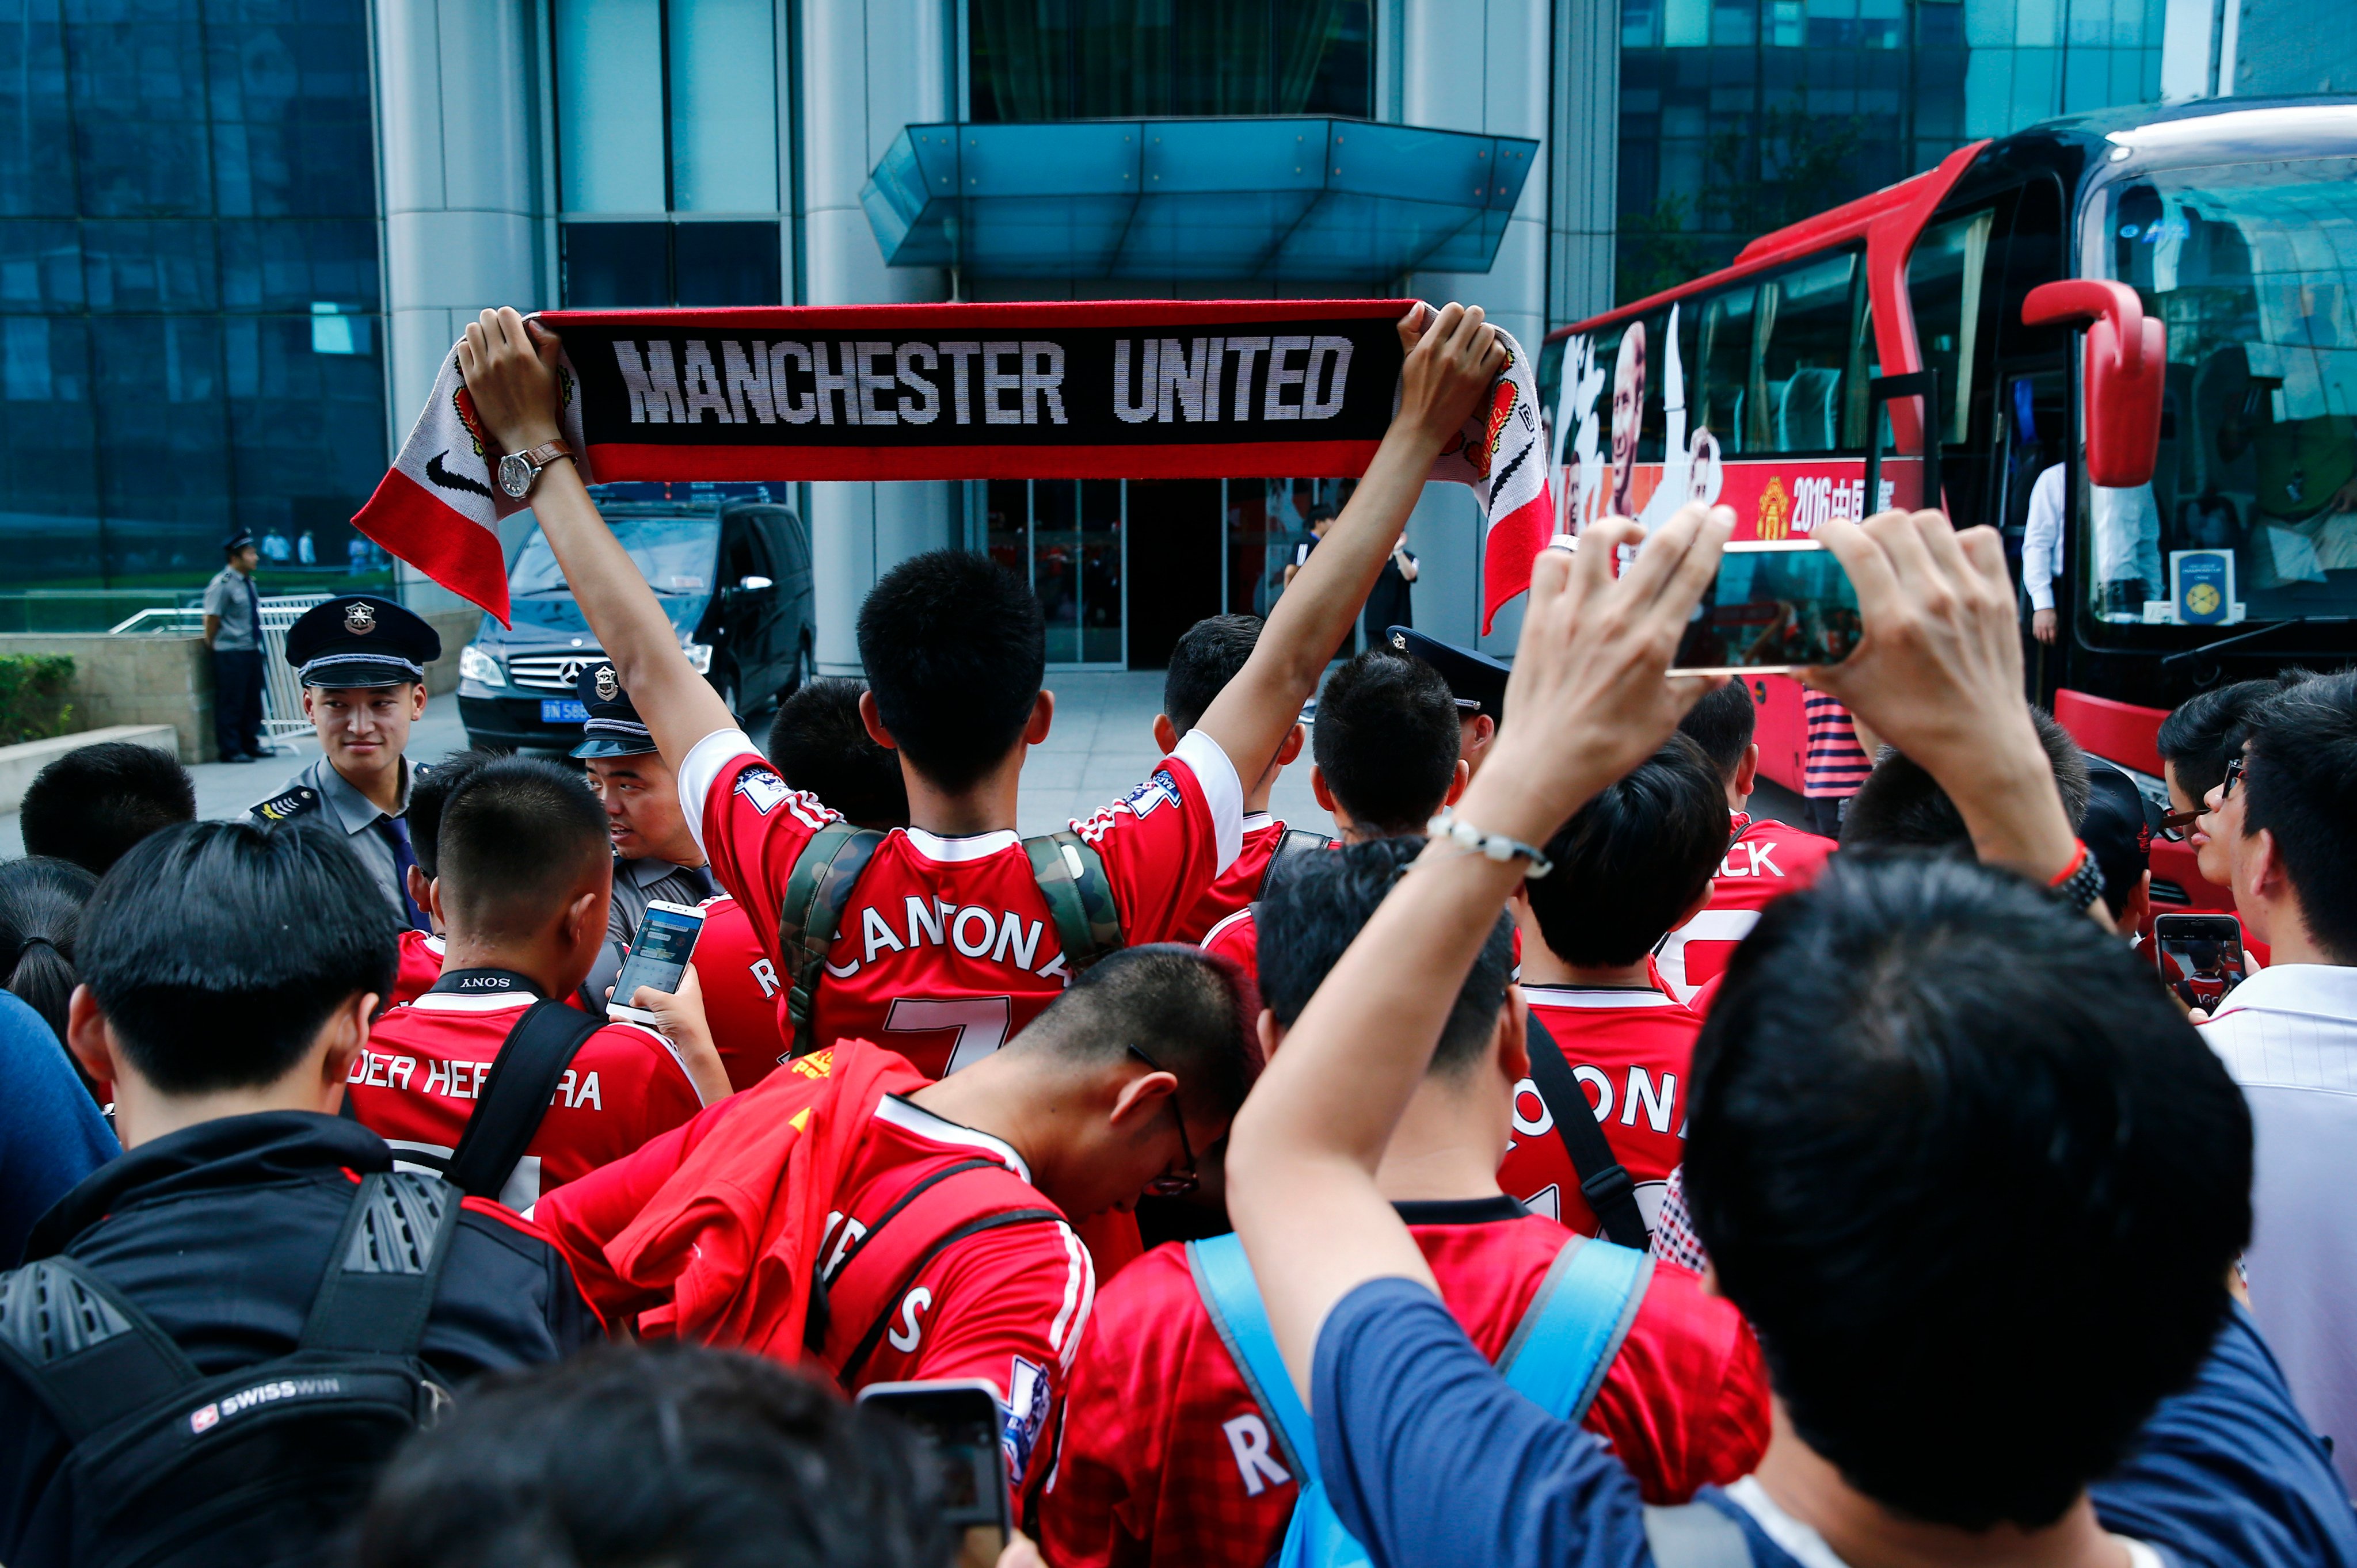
222, 529, 256, 555
284, 594, 441, 688
1385, 627, 1510, 720
570, 660, 657, 758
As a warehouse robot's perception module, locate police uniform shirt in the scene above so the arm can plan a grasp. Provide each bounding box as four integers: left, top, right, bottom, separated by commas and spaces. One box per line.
250, 754, 419, 928
584, 856, 719, 1014
201, 564, 260, 651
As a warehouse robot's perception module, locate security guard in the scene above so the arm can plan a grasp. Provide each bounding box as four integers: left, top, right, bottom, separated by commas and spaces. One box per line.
1387, 625, 1510, 780
572, 659, 715, 1010
250, 594, 441, 930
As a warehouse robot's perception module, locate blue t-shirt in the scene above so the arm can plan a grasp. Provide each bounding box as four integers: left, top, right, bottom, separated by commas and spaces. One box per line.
0, 990, 117, 1266
1313, 1277, 2357, 1568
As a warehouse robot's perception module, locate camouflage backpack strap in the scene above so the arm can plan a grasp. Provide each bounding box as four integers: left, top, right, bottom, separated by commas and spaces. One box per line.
776, 822, 886, 1058
1023, 830, 1125, 975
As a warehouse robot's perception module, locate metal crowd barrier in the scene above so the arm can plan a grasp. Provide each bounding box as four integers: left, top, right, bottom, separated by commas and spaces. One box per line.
110, 595, 333, 741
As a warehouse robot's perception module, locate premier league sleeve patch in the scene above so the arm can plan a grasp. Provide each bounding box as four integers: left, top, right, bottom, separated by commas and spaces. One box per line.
733, 766, 793, 815
1003, 1355, 1050, 1479
1120, 769, 1183, 818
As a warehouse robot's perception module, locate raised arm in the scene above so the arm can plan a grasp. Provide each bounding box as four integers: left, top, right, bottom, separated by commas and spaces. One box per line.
460, 308, 735, 767
1225, 504, 1734, 1400
1190, 304, 1505, 783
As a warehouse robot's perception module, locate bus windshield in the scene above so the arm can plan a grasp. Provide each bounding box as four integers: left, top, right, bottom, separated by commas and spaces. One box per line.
2100, 155, 2357, 628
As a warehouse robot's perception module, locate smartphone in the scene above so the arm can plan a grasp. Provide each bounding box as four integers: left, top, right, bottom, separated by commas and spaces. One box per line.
2153, 913, 2247, 1013
857, 1379, 1011, 1568
606, 899, 706, 1026
1671, 540, 1864, 674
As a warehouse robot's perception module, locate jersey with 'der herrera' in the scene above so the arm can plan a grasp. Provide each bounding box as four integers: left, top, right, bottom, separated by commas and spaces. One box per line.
680, 726, 1244, 1077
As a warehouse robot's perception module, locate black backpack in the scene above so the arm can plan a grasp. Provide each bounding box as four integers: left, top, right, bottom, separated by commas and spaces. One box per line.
0, 1170, 463, 1568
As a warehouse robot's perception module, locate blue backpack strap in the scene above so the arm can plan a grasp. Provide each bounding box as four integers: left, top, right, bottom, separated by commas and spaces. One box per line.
1186, 1234, 1317, 1483
1497, 1235, 1654, 1422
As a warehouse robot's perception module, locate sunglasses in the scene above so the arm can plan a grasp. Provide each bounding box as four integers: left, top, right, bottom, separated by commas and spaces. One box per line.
1126, 1044, 1199, 1197
2157, 757, 2247, 842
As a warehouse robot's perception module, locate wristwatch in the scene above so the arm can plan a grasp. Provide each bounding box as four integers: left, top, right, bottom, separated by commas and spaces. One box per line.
497, 440, 573, 500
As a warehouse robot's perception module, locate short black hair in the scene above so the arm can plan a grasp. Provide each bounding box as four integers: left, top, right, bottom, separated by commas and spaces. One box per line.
2156, 673, 2309, 804
81, 820, 398, 1093
767, 680, 909, 831
20, 741, 196, 876
1258, 837, 1513, 1074
437, 757, 611, 937
0, 856, 97, 1045
2078, 764, 2151, 921
855, 551, 1044, 793
352, 1342, 945, 1568
1842, 708, 2090, 853
1526, 734, 1730, 966
2241, 669, 2357, 963
1310, 651, 1460, 835
1163, 615, 1263, 735
406, 748, 500, 882
1676, 681, 1756, 783
1011, 944, 1260, 1123
1688, 856, 2249, 1529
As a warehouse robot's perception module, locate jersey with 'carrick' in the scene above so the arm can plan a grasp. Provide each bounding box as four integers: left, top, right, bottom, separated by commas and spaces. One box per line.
1654, 812, 1836, 1001
1170, 813, 1286, 945
1038, 1199, 1769, 1568
390, 929, 445, 1008
680, 727, 1244, 1078
691, 894, 788, 1094
346, 968, 707, 1210
1499, 985, 1703, 1239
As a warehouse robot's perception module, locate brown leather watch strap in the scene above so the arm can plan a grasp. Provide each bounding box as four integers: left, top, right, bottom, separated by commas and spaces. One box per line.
520, 440, 572, 468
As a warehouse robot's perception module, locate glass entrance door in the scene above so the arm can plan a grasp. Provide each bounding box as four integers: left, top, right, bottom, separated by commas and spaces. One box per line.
982, 478, 1127, 666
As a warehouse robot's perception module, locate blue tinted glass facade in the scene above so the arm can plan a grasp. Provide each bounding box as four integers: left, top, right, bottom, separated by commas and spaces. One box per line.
0, 0, 387, 590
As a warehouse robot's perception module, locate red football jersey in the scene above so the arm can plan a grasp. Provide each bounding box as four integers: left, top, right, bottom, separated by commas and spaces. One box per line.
692, 894, 787, 1093
1039, 1200, 1769, 1568
348, 970, 708, 1210
389, 929, 444, 1009
1654, 813, 1836, 1001
1499, 985, 1703, 1239
1170, 814, 1285, 944
681, 727, 1243, 1078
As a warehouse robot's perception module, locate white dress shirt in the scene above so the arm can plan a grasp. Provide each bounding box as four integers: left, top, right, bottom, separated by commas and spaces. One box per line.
2202, 961, 2357, 1495
2022, 464, 2066, 611
2019, 464, 2165, 613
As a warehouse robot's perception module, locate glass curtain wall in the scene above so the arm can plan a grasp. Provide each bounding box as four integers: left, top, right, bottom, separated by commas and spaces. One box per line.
969, 0, 1374, 121
0, 1, 389, 600
554, 0, 785, 307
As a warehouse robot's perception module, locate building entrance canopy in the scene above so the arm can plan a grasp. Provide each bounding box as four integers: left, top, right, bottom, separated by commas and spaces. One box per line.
860, 118, 1537, 282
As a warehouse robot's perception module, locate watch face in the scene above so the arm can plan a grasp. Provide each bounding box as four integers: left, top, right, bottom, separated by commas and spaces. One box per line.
498, 451, 533, 499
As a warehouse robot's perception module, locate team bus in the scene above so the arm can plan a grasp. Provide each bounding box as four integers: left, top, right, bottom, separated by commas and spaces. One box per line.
1541, 95, 2357, 913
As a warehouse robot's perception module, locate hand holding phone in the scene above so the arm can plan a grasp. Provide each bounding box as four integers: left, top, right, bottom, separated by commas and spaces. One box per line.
857, 1379, 1011, 1568
2154, 913, 2247, 1013
1670, 540, 1863, 674
607, 900, 706, 1027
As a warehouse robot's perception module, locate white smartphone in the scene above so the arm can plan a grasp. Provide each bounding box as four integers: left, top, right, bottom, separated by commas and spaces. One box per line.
606, 899, 706, 1026
1671, 539, 1864, 676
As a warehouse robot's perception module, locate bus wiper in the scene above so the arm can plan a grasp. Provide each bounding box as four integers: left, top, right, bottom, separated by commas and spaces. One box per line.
2161, 616, 2351, 666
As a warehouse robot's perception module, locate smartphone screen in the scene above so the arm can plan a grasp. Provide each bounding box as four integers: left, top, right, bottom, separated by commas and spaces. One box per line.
611, 901, 705, 1012
857, 1380, 1010, 1566
1672, 540, 1864, 674
2154, 914, 2247, 1012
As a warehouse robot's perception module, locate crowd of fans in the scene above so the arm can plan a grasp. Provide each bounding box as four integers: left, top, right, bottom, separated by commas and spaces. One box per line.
1, 301, 2355, 1568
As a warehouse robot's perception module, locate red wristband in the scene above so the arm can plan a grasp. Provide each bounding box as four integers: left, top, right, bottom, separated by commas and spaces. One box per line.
2047, 838, 2089, 888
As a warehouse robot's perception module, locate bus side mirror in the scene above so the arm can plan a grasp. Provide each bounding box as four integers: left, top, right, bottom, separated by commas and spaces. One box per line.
2021, 280, 2166, 489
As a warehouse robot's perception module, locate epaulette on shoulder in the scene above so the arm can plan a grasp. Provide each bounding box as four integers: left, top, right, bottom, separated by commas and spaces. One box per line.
250, 785, 323, 826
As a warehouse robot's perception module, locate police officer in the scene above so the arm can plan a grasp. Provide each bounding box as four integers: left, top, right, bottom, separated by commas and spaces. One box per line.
203, 529, 270, 763
250, 594, 441, 930
1388, 626, 1509, 780
572, 659, 715, 1012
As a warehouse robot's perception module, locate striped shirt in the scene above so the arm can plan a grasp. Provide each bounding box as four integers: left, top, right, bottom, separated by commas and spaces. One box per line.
1802, 692, 1872, 799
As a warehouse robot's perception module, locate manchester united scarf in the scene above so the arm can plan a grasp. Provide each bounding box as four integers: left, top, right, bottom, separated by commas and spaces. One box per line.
353, 299, 1550, 630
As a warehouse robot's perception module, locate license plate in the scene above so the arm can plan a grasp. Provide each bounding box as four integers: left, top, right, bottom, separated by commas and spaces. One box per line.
541, 699, 589, 723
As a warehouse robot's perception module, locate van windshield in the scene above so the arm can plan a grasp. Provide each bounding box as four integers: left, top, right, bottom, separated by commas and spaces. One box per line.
509, 515, 719, 598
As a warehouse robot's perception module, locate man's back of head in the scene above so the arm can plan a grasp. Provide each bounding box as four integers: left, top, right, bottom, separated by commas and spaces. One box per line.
1311, 651, 1461, 835
2241, 667, 2357, 963
436, 758, 610, 942
81, 819, 397, 1094
354, 1342, 946, 1568
1010, 944, 1259, 1126
1163, 615, 1263, 735
1525, 733, 1730, 967
767, 678, 909, 830
1688, 854, 2249, 1530
855, 550, 1045, 793
1843, 707, 2089, 853
21, 741, 196, 877
1258, 837, 1513, 1074
406, 748, 500, 883
1676, 680, 1756, 791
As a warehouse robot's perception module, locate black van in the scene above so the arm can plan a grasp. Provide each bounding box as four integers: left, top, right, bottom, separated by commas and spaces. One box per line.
457, 490, 816, 751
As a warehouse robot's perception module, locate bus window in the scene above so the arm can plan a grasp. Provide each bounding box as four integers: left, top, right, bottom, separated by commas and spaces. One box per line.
1753, 250, 1862, 454
1909, 207, 1998, 448
1688, 285, 1755, 456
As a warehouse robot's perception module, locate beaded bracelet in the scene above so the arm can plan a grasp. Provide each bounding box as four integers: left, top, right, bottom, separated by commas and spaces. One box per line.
1427, 807, 1556, 878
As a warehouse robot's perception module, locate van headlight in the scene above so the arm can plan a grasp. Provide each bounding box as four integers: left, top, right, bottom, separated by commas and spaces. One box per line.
681, 640, 714, 673
459, 645, 506, 688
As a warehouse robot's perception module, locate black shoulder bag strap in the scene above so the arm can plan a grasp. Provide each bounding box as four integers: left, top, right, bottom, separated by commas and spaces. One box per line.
443, 999, 607, 1201
776, 822, 886, 1058
837, 1205, 1062, 1387
802, 1156, 999, 1357
0, 1256, 203, 1441
1521, 1010, 1652, 1250
299, 1170, 465, 1357
1256, 827, 1334, 897
1023, 829, 1124, 974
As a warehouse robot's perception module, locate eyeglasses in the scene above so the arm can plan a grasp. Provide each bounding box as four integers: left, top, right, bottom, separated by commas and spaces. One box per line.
1126, 1044, 1199, 1197
2223, 756, 2247, 799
